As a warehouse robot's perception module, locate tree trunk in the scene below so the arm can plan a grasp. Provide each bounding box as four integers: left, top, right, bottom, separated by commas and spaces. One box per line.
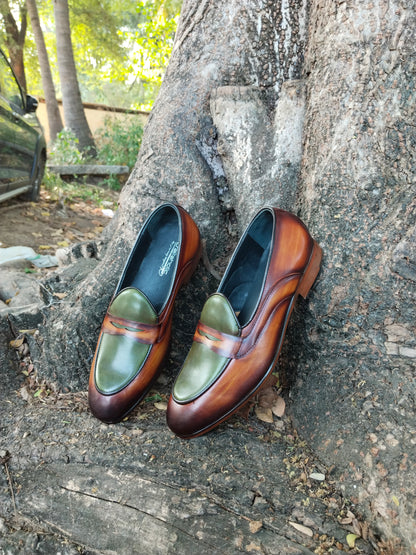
4, 0, 416, 551
29, 0, 308, 389
289, 1, 416, 548
53, 0, 95, 154
26, 0, 63, 142
0, 0, 27, 90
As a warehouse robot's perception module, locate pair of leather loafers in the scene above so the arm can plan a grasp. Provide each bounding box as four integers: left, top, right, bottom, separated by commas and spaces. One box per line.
88, 204, 322, 439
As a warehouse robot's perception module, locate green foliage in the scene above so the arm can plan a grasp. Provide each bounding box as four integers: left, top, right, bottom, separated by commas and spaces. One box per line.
95, 117, 144, 170
46, 117, 144, 190
48, 128, 85, 165
43, 169, 118, 207
23, 0, 182, 109
135, 0, 179, 84
113, 0, 182, 110
50, 119, 144, 168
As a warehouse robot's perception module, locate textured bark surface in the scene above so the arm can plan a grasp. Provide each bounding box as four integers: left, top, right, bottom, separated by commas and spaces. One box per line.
290, 1, 416, 549
1, 0, 415, 552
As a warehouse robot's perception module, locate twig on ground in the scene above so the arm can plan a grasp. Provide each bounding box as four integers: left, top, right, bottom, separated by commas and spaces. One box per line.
1, 450, 17, 515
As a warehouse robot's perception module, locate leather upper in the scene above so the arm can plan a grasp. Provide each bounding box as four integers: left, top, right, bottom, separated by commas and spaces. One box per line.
173, 293, 240, 402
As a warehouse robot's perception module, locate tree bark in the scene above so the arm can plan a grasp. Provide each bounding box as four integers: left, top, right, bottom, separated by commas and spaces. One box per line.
6, 0, 416, 550
289, 0, 416, 548
0, 0, 27, 90
26, 0, 63, 142
53, 0, 95, 154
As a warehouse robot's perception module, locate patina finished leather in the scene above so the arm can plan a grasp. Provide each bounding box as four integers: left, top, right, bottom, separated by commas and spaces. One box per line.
88, 203, 201, 423
167, 207, 322, 439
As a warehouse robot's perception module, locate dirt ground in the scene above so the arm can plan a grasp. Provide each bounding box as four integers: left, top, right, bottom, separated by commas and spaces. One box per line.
0, 187, 119, 260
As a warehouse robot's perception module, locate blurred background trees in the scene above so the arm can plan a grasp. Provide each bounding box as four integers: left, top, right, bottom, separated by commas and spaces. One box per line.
0, 0, 182, 111
0, 0, 27, 90
0, 0, 181, 151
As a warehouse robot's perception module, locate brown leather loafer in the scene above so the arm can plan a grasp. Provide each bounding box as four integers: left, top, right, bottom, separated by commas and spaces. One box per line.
88, 203, 201, 423
167, 207, 322, 438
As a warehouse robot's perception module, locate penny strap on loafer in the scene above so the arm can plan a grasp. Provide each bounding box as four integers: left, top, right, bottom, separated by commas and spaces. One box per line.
102, 314, 160, 345
193, 321, 242, 358
103, 287, 160, 344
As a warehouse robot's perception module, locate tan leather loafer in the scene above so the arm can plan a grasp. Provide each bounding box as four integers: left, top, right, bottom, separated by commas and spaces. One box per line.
167, 207, 322, 438
88, 203, 201, 423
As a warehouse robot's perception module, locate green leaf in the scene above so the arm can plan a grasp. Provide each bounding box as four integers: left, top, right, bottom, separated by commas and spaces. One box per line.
145, 393, 163, 403
346, 533, 359, 548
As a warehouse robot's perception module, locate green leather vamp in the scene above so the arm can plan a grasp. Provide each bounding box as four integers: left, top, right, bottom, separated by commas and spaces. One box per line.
95, 334, 150, 394
173, 293, 240, 403
95, 288, 157, 394
199, 293, 240, 335
108, 288, 158, 324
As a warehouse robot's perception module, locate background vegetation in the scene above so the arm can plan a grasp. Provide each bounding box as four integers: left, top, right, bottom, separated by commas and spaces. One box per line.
0, 0, 182, 111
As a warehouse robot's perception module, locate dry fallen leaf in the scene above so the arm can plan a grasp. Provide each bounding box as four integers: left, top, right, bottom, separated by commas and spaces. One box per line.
10, 337, 24, 349
257, 387, 278, 407
272, 395, 285, 418
392, 495, 400, 507
249, 520, 263, 534
309, 472, 325, 482
245, 542, 262, 552
255, 406, 274, 423
154, 401, 168, 411
19, 385, 30, 402
288, 521, 313, 537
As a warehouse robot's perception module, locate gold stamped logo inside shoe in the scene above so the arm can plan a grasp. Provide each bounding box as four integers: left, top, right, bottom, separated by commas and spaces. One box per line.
159, 241, 179, 276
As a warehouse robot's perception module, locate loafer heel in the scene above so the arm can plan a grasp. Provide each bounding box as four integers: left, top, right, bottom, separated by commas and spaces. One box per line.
297, 241, 322, 299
